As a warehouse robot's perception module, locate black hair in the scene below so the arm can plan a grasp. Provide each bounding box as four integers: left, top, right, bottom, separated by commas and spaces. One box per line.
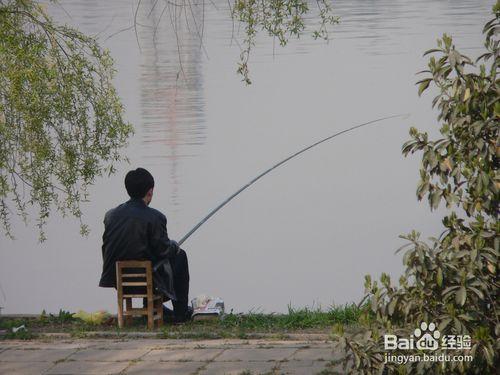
124, 168, 155, 199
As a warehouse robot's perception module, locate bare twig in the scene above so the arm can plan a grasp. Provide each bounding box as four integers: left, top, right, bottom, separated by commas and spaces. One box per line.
186, 0, 209, 58
153, 2, 168, 40
182, 0, 192, 34
54, 0, 72, 20
134, 0, 143, 52
94, 13, 117, 39
147, 0, 160, 17
227, 0, 235, 47
168, 0, 187, 82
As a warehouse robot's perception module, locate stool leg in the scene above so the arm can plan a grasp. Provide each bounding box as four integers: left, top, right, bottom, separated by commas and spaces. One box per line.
117, 296, 124, 329
125, 298, 133, 325
147, 298, 154, 329
156, 299, 163, 328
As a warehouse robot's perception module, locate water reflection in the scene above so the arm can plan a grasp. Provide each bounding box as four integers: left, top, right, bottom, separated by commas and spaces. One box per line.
137, 1, 206, 207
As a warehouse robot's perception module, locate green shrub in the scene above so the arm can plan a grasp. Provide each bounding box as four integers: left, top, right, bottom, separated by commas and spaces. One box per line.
334, 5, 499, 374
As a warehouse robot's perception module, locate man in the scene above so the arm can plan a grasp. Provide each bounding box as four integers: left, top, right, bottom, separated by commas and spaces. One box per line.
99, 168, 191, 322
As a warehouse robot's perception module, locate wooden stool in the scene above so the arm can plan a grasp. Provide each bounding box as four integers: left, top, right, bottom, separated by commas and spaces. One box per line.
116, 260, 163, 329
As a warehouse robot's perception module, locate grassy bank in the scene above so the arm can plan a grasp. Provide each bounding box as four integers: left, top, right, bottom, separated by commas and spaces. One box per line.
0, 304, 363, 340
220, 304, 362, 330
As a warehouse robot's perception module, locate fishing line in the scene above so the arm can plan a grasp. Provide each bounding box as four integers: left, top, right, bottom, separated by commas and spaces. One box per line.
177, 113, 408, 246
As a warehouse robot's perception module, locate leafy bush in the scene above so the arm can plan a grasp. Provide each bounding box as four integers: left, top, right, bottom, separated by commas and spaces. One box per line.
0, 1, 133, 240
333, 5, 499, 374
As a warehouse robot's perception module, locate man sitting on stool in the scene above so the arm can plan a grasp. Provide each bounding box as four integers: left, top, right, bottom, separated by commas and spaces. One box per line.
99, 168, 191, 323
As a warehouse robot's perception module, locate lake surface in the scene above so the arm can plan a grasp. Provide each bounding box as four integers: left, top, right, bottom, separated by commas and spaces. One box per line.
0, 0, 492, 314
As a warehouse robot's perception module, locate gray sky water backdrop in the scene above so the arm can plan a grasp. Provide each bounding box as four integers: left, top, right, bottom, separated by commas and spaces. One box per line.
0, 0, 493, 314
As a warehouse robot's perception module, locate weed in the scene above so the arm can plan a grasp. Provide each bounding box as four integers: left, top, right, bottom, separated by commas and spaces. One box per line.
0, 317, 28, 330
0, 330, 36, 340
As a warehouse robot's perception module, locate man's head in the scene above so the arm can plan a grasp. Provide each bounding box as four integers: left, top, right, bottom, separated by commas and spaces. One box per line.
125, 168, 154, 205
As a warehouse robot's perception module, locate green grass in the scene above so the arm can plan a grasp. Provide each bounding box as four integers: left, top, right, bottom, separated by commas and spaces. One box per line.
0, 303, 364, 340
158, 303, 364, 339
219, 304, 362, 331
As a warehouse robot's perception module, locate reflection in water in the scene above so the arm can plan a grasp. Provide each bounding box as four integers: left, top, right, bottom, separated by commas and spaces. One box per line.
138, 1, 206, 208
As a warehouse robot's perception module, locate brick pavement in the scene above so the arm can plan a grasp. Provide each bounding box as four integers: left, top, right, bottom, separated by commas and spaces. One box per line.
0, 338, 344, 374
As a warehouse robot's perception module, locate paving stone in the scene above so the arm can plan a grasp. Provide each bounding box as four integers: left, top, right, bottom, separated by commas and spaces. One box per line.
94, 339, 170, 350
0, 361, 53, 375
124, 361, 206, 375
278, 360, 330, 375
0, 341, 29, 349
20, 341, 96, 350
0, 343, 14, 350
46, 360, 129, 374
0, 340, 22, 348
143, 348, 223, 362
0, 349, 74, 362
200, 361, 277, 375
252, 341, 315, 348
67, 348, 150, 362
193, 339, 252, 348
0, 338, 341, 374
216, 348, 297, 362
1, 340, 97, 350
289, 348, 333, 361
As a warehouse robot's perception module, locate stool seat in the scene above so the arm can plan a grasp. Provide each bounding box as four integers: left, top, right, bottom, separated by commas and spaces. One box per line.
116, 260, 163, 329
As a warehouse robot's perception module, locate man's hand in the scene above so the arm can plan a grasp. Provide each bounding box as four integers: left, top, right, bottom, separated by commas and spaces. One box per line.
169, 240, 180, 255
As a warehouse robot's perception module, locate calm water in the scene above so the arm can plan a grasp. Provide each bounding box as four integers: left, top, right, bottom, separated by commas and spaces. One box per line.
0, 0, 492, 313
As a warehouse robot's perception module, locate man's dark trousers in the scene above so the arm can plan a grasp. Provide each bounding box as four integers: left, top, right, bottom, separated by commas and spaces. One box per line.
170, 248, 190, 317
142, 249, 189, 319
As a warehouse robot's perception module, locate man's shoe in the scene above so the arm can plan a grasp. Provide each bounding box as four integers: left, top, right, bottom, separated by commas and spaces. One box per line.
162, 306, 176, 324
163, 305, 192, 324
168, 305, 193, 324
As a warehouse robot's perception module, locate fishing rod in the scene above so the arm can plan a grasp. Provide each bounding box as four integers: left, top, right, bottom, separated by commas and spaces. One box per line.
154, 114, 406, 271
176, 113, 408, 247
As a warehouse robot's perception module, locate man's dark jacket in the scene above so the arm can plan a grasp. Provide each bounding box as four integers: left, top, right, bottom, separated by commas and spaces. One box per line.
99, 198, 178, 300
